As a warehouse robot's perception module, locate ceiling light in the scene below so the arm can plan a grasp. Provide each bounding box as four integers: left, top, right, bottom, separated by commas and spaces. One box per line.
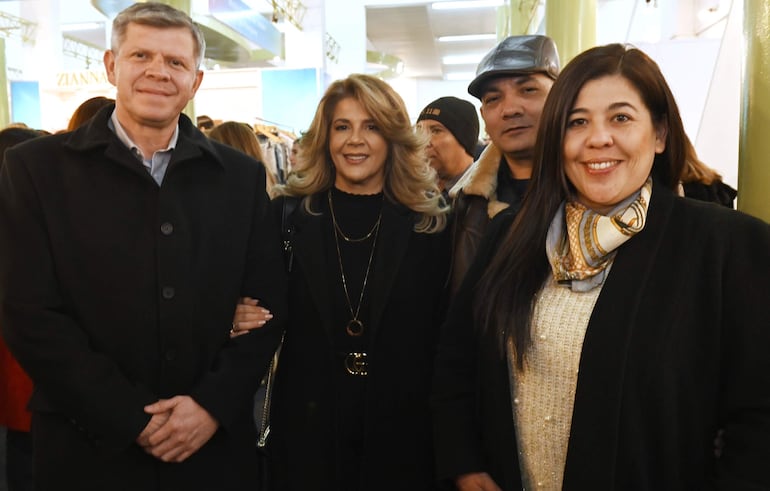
60, 22, 103, 31
438, 34, 497, 42
432, 0, 505, 10
442, 53, 485, 65
444, 72, 475, 81
212, 10, 255, 22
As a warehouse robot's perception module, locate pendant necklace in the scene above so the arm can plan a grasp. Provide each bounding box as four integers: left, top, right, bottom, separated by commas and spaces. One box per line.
328, 189, 382, 337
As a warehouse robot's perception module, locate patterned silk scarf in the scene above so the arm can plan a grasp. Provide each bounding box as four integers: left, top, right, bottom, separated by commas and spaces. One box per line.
546, 177, 653, 292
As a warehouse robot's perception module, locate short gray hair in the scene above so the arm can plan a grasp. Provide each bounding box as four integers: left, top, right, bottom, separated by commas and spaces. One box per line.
111, 2, 206, 68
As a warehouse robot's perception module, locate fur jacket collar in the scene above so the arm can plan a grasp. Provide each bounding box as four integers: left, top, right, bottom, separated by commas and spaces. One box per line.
448, 143, 510, 219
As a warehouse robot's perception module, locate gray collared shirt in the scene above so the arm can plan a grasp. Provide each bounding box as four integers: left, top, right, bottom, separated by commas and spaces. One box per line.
108, 110, 178, 185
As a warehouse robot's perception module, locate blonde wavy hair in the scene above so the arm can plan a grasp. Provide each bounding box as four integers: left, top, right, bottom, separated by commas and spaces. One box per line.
680, 136, 722, 185
207, 121, 277, 195
273, 74, 448, 233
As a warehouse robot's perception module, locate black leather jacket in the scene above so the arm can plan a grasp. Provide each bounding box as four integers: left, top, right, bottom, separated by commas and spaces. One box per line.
448, 191, 493, 297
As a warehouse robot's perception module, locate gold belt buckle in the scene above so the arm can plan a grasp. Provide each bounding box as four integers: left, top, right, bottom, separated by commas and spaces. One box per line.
344, 352, 368, 376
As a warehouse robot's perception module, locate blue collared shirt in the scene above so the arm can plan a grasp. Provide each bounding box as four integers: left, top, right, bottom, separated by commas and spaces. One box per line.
108, 110, 178, 185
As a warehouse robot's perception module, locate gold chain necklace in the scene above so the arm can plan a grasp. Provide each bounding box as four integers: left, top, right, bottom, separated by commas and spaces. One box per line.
328, 190, 382, 337
331, 199, 382, 243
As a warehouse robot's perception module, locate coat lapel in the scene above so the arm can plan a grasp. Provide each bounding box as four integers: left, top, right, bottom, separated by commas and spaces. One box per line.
366, 202, 412, 344
291, 202, 336, 342
562, 184, 676, 487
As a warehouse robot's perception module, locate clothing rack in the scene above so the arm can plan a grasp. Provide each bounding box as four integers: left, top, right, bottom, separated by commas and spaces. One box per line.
254, 116, 296, 134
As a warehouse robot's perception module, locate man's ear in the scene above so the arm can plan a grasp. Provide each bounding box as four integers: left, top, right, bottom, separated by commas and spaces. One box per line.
191, 70, 204, 95
104, 50, 117, 86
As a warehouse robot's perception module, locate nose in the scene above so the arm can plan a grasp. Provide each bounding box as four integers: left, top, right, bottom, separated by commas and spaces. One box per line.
501, 94, 524, 119
145, 55, 170, 80
586, 122, 613, 147
348, 127, 364, 145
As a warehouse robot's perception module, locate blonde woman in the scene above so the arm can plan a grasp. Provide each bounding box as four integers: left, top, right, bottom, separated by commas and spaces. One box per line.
208, 121, 278, 195
235, 73, 450, 490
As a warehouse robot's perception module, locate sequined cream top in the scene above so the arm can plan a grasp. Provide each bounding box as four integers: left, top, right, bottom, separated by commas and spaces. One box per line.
507, 276, 602, 490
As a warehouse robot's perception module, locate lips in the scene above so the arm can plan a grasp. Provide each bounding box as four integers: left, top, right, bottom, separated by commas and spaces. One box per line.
585, 160, 620, 172
138, 88, 172, 96
502, 125, 531, 135
344, 154, 368, 163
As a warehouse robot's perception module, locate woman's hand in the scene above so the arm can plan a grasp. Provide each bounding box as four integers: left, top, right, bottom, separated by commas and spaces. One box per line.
230, 297, 273, 338
455, 472, 503, 491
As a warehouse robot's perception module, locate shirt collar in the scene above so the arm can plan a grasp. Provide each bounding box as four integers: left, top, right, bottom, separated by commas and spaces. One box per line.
108, 109, 179, 160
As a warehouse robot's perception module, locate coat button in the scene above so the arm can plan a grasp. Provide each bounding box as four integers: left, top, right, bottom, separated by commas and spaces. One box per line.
160, 222, 174, 235
161, 286, 175, 299
164, 349, 176, 362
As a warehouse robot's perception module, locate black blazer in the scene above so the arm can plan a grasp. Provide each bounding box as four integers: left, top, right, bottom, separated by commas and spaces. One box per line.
269, 194, 451, 491
0, 105, 288, 490
433, 184, 770, 490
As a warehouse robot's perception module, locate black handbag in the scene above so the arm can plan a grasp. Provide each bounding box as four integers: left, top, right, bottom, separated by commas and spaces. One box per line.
257, 196, 297, 489
256, 336, 281, 491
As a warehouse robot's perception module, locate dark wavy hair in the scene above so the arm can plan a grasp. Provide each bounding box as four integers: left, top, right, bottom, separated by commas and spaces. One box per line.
0, 127, 45, 171
67, 96, 114, 131
473, 43, 688, 367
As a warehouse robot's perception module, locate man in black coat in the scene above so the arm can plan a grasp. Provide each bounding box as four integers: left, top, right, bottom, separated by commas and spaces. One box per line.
0, 3, 286, 490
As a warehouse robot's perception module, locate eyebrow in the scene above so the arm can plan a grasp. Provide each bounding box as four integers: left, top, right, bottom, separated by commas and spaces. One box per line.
569, 101, 639, 115
332, 118, 376, 125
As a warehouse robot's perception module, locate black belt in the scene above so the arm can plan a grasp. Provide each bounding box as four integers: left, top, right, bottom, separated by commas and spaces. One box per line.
343, 352, 368, 376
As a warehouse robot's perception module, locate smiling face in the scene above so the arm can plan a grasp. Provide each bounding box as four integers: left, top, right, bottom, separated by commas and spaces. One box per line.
563, 74, 666, 214
329, 97, 388, 194
104, 23, 203, 136
479, 73, 553, 166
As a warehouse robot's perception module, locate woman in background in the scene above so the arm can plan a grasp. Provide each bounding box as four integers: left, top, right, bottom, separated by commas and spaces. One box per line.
432, 44, 770, 490
208, 121, 277, 195
67, 96, 114, 131
680, 137, 737, 208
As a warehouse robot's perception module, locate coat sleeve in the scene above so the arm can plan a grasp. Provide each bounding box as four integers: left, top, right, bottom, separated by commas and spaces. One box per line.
0, 147, 156, 448
714, 211, 770, 489
432, 210, 515, 484
189, 164, 288, 431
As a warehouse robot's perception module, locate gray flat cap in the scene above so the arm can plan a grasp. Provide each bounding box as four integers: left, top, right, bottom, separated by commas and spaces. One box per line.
468, 35, 560, 99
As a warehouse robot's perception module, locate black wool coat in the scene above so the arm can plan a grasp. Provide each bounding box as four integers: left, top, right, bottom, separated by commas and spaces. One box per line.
432, 184, 770, 490
0, 105, 288, 491
268, 194, 451, 491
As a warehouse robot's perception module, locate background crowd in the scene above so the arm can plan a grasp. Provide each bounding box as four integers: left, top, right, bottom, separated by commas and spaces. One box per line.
0, 2, 766, 491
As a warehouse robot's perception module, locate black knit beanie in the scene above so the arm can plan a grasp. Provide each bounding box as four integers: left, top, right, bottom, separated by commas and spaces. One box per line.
417, 96, 480, 158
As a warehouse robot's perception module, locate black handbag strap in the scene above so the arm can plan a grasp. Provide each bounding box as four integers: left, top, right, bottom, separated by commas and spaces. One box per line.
257, 332, 284, 448
281, 196, 299, 272
257, 196, 298, 448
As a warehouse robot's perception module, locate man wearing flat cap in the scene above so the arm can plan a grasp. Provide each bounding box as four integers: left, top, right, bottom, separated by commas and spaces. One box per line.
416, 96, 480, 194
447, 34, 560, 297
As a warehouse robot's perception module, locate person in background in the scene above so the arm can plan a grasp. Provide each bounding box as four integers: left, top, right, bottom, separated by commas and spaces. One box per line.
432, 43, 770, 491
680, 137, 737, 208
416, 96, 479, 195
196, 114, 214, 132
66, 96, 115, 131
208, 121, 278, 195
448, 35, 560, 297
0, 126, 45, 491
288, 135, 302, 170
235, 73, 451, 491
0, 3, 287, 490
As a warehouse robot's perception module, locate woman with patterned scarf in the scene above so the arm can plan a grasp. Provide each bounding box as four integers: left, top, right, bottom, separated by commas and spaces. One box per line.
432, 43, 770, 491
